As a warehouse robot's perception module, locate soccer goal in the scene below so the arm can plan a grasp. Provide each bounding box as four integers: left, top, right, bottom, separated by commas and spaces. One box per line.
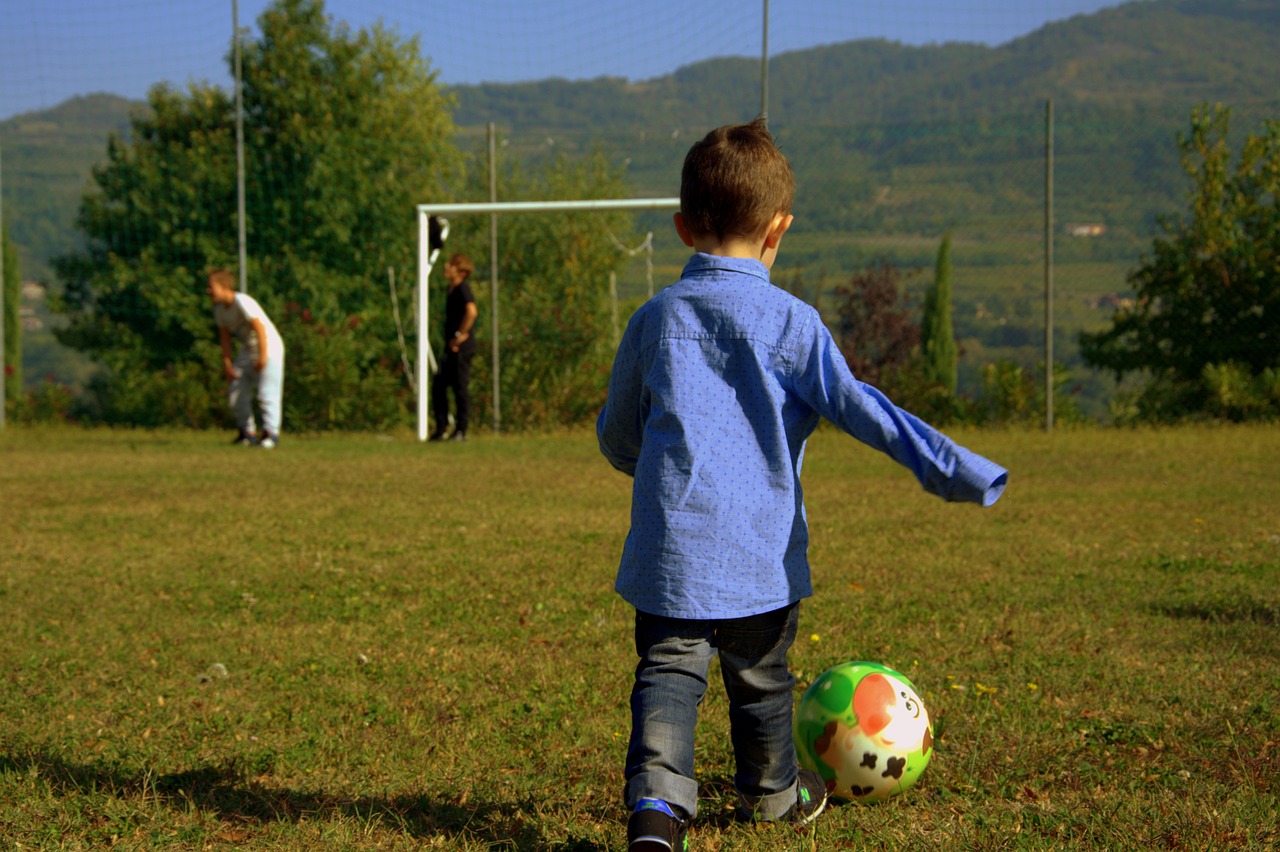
414, 197, 680, 442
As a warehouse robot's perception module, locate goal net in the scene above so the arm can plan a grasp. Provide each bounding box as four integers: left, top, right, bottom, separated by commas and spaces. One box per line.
414, 197, 679, 441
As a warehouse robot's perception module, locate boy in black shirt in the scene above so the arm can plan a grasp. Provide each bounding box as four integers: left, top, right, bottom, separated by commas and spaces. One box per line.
430, 253, 478, 441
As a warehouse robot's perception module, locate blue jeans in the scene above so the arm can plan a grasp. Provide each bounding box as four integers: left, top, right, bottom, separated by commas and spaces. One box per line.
624, 601, 801, 821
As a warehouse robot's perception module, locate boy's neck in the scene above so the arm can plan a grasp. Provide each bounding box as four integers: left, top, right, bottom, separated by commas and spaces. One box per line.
674, 211, 791, 270
689, 234, 769, 260
690, 235, 782, 271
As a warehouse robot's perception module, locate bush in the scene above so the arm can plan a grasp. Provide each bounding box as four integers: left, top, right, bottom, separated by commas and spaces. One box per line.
1201, 361, 1279, 422
82, 359, 226, 429
9, 378, 79, 425
279, 307, 410, 432
972, 360, 1085, 427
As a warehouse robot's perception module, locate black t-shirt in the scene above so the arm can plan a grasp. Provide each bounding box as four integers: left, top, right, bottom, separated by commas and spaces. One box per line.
444, 280, 477, 354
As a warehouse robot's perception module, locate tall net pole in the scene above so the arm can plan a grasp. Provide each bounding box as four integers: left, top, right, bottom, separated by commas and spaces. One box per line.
233, 0, 248, 293
0, 143, 6, 430
1044, 98, 1055, 433
488, 122, 500, 433
760, 0, 769, 122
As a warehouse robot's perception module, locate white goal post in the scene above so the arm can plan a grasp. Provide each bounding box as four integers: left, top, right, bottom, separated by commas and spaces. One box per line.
415, 198, 680, 441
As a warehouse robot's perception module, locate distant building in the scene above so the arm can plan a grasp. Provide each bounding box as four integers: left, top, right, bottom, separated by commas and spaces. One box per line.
20, 281, 46, 330
1087, 293, 1135, 311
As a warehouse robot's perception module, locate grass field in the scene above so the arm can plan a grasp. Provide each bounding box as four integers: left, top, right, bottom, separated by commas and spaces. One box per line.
2, 425, 1277, 850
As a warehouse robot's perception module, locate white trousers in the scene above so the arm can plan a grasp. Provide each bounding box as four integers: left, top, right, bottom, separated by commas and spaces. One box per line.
229, 351, 285, 436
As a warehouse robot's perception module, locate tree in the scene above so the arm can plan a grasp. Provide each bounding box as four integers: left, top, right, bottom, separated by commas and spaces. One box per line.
832, 257, 978, 425
832, 260, 920, 390
53, 0, 461, 427
921, 231, 958, 394
1080, 104, 1280, 420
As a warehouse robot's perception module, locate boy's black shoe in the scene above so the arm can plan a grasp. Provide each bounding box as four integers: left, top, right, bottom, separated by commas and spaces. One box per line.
736, 768, 828, 824
232, 430, 257, 446
627, 799, 687, 851
427, 431, 446, 442
786, 768, 828, 826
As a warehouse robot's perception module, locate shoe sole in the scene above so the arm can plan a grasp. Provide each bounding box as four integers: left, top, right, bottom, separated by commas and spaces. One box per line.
795, 795, 826, 826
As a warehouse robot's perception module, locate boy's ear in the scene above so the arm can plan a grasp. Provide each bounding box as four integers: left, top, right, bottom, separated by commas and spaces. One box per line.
763, 213, 794, 250
673, 212, 696, 248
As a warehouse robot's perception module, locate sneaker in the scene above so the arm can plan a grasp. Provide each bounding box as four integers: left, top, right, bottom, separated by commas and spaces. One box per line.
232, 430, 257, 446
448, 430, 467, 442
787, 769, 828, 826
428, 430, 446, 442
627, 799, 687, 851
258, 434, 278, 450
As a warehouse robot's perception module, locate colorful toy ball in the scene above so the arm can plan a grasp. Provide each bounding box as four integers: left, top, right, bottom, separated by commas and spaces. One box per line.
794, 661, 934, 803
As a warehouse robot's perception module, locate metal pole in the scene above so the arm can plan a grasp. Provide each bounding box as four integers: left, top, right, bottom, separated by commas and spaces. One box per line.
1045, 98, 1055, 433
420, 199, 681, 216
0, 144, 6, 429
417, 214, 430, 440
610, 271, 619, 346
761, 0, 769, 122
233, 0, 248, 293
488, 122, 501, 433
483, 122, 499, 434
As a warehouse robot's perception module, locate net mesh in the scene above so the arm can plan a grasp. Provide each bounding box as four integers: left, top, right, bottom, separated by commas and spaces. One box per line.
2, 0, 1276, 425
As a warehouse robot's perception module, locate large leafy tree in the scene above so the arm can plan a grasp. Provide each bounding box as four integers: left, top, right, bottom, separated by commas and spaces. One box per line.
832, 260, 921, 391
54, 0, 460, 426
1080, 105, 1280, 420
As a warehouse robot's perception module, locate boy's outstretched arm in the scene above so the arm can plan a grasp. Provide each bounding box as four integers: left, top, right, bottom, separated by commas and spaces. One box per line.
794, 318, 1007, 506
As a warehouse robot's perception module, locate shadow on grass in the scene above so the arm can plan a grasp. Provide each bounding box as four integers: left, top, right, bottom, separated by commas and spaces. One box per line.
1150, 597, 1279, 626
1, 748, 607, 849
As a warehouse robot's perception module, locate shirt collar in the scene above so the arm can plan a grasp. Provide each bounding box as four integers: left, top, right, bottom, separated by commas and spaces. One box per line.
681, 252, 772, 284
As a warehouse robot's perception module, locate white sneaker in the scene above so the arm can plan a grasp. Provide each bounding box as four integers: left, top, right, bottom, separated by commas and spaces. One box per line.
259, 434, 278, 449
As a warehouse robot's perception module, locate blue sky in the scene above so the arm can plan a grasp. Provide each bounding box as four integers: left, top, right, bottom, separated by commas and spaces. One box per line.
2, 0, 1125, 121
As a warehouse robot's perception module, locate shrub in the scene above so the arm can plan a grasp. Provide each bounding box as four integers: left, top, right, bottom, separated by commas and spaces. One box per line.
279, 306, 409, 432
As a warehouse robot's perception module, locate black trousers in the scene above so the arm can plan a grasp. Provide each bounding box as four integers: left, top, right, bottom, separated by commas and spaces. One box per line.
432, 346, 473, 434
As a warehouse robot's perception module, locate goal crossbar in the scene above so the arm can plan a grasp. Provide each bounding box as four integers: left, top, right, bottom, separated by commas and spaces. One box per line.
415, 197, 680, 441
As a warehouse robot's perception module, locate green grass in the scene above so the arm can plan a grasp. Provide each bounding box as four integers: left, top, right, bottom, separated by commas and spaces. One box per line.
2, 425, 1278, 849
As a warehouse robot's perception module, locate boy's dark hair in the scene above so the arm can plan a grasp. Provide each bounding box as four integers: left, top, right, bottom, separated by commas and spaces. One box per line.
680, 116, 794, 242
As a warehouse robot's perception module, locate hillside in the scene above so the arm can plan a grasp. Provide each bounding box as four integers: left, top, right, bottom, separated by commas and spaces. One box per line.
445, 0, 1280, 415
0, 94, 137, 281
453, 0, 1280, 246
2, 0, 1278, 410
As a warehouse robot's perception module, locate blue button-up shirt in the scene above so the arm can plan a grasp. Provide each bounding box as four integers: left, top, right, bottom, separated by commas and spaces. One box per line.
598, 253, 1007, 620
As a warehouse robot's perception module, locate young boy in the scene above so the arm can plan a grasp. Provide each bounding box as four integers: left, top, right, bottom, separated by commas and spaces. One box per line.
206, 269, 286, 448
429, 253, 479, 442
597, 118, 1007, 851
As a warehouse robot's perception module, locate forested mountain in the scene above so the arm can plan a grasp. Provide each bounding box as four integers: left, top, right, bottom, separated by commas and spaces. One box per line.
452, 0, 1280, 248
2, 0, 1277, 407
0, 95, 136, 280
5, 1, 1277, 277
455, 1, 1280, 130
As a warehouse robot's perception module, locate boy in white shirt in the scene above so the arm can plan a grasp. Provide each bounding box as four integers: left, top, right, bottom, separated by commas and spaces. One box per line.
206, 269, 286, 448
